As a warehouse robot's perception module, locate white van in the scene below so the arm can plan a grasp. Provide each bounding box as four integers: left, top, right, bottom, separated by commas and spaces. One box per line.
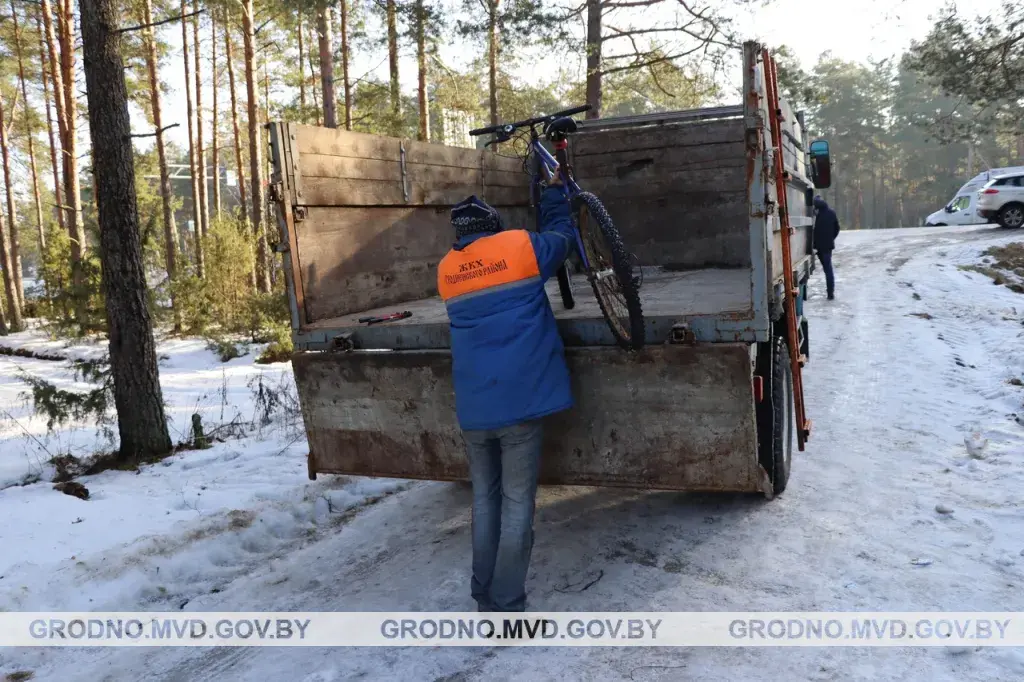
926, 166, 1024, 226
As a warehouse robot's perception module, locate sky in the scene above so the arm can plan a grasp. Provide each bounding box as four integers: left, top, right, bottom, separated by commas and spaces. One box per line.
143, 0, 1004, 151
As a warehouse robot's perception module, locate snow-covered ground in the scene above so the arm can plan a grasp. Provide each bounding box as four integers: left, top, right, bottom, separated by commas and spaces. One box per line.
3, 225, 1024, 680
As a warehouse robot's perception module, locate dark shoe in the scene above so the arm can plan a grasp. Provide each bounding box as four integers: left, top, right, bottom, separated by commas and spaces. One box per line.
827, 292, 835, 300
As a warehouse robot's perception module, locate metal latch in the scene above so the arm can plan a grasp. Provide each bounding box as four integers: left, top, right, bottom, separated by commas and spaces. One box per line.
268, 181, 283, 203
399, 141, 410, 203
293, 206, 307, 223
331, 333, 355, 352
670, 324, 696, 345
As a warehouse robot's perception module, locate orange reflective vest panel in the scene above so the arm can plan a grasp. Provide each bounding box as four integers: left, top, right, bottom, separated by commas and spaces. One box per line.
437, 230, 541, 302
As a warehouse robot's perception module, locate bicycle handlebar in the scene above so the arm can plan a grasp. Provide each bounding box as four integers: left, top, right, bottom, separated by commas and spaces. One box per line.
468, 104, 593, 137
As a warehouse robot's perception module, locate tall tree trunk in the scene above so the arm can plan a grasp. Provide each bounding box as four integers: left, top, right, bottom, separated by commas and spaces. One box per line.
193, 12, 209, 237
317, 0, 337, 128
0, 210, 16, 330
0, 89, 25, 309
80, 0, 172, 462
487, 0, 499, 126
181, 1, 204, 277
211, 13, 221, 220
242, 0, 271, 293
262, 53, 275, 288
415, 0, 429, 141
584, 0, 602, 120
49, 0, 87, 326
386, 0, 401, 133
142, 0, 180, 328
224, 21, 254, 291
37, 7, 65, 235
58, 0, 85, 256
297, 11, 306, 116
340, 0, 352, 130
39, 0, 67, 234
307, 29, 321, 126
12, 3, 45, 255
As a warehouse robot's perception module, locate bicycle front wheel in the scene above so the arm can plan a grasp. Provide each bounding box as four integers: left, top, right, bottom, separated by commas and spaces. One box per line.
572, 191, 645, 350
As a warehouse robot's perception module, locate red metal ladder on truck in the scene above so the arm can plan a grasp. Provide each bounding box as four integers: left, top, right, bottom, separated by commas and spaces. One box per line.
761, 47, 811, 451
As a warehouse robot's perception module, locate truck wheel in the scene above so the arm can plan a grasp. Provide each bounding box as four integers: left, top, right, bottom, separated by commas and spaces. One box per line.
755, 333, 794, 496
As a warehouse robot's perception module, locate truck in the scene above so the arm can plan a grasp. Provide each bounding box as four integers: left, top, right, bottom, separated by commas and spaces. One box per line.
267, 42, 832, 499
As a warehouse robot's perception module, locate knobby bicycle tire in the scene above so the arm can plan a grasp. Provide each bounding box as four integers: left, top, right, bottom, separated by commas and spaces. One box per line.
556, 261, 576, 309
572, 191, 645, 350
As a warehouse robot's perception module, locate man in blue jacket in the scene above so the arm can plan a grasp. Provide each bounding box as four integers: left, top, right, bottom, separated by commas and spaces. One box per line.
437, 169, 575, 612
813, 195, 840, 300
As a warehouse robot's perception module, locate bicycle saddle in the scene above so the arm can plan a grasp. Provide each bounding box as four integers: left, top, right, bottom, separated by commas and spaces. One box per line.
545, 116, 579, 139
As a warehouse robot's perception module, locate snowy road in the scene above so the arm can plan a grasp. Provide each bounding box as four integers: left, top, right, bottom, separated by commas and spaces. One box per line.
5, 225, 1024, 680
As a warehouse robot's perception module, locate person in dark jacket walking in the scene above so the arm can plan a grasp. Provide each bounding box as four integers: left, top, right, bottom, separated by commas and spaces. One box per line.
437, 169, 575, 612
813, 195, 840, 299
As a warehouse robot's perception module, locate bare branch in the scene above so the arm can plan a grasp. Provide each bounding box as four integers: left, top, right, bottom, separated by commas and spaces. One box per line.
601, 0, 663, 8
647, 63, 676, 98
600, 45, 706, 76
118, 9, 203, 34
602, 26, 689, 42
128, 123, 180, 139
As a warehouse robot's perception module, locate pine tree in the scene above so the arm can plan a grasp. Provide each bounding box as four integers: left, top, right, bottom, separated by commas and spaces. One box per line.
80, 0, 172, 461
242, 0, 271, 292
11, 2, 46, 256
317, 0, 337, 128
141, 0, 181, 327
37, 6, 65, 236
181, 0, 204, 277
0, 86, 25, 309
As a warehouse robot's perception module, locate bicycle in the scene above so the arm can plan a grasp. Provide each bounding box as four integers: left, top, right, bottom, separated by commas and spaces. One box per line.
469, 105, 645, 350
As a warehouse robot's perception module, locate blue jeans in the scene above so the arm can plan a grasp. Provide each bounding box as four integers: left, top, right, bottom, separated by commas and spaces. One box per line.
462, 420, 544, 612
817, 249, 835, 295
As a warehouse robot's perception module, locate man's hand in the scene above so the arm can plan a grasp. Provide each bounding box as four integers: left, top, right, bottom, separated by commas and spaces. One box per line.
546, 164, 564, 187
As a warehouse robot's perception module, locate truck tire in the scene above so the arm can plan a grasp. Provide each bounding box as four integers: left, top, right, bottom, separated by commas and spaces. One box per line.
755, 333, 794, 496
556, 261, 576, 309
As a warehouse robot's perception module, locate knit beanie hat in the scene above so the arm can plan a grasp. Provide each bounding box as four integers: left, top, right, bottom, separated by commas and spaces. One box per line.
451, 195, 503, 240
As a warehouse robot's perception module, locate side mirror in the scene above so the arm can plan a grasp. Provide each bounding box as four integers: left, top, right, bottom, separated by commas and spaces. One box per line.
944, 204, 955, 213
809, 139, 831, 189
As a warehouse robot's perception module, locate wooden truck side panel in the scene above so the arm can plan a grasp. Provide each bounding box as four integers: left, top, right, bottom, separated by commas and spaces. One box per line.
294, 344, 767, 493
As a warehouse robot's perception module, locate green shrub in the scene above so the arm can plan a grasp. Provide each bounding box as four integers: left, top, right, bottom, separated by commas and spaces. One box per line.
256, 324, 294, 364
166, 217, 289, 340
20, 358, 113, 433
206, 336, 247, 363
169, 274, 212, 334
38, 225, 105, 335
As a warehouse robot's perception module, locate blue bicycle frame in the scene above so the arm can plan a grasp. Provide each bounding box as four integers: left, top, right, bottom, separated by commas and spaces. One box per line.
531, 140, 592, 272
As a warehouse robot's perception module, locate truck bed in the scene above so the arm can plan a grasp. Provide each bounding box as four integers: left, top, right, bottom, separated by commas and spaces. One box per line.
297, 267, 752, 350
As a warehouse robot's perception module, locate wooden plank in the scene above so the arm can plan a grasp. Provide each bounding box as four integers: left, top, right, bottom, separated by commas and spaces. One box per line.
296, 153, 527, 188
571, 141, 746, 180
295, 344, 763, 492
303, 266, 753, 331
605, 200, 751, 268
573, 119, 745, 157
298, 176, 529, 207
580, 166, 747, 197
296, 205, 532, 322
293, 124, 522, 173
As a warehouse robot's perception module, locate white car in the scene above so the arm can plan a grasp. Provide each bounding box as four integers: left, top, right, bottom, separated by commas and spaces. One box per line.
977, 173, 1024, 228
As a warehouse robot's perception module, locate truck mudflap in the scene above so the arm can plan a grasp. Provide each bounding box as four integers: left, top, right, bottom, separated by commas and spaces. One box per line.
293, 344, 768, 494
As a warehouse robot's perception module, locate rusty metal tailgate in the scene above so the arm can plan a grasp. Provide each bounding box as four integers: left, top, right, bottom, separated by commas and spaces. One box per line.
294, 343, 766, 493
